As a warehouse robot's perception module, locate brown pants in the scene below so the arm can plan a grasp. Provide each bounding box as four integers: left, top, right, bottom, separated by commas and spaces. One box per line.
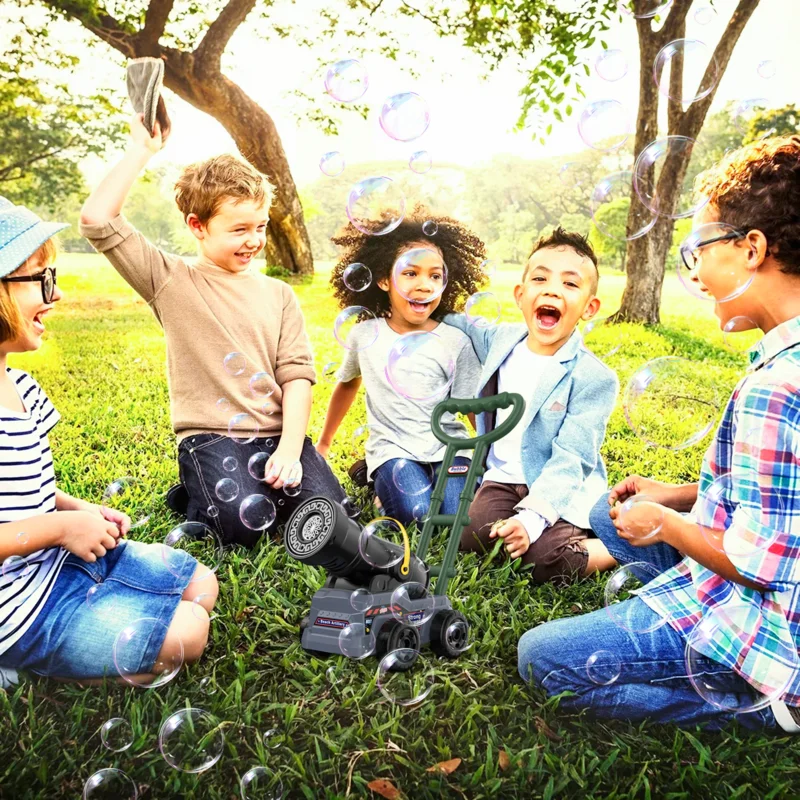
459, 480, 591, 586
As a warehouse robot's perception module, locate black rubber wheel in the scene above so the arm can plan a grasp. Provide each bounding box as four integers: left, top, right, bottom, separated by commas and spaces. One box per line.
429, 610, 470, 658
375, 620, 420, 671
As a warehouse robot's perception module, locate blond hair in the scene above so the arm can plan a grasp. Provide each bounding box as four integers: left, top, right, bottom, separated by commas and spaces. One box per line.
174, 154, 274, 224
0, 238, 58, 343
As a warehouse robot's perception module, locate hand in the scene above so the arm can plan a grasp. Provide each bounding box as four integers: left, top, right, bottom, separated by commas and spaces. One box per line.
264, 447, 303, 491
129, 112, 168, 155
608, 475, 675, 508
58, 510, 122, 563
489, 518, 530, 561
97, 505, 132, 536
315, 441, 330, 460
613, 500, 679, 547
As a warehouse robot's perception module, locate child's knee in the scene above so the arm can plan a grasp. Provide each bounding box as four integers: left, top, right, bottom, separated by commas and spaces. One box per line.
168, 601, 210, 664
517, 626, 549, 685
183, 565, 219, 608
588, 492, 611, 533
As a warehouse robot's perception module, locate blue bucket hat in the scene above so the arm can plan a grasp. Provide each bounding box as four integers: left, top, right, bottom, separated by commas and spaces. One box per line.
0, 196, 69, 279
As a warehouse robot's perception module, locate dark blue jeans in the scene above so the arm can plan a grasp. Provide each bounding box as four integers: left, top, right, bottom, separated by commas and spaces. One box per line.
178, 434, 346, 548
517, 493, 779, 730
373, 456, 472, 528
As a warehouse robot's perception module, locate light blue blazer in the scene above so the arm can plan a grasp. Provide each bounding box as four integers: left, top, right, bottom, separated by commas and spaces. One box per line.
444, 314, 619, 529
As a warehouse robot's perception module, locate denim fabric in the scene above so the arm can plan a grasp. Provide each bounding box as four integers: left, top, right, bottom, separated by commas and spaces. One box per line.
589, 491, 682, 573
373, 456, 472, 527
0, 539, 197, 679
178, 434, 346, 547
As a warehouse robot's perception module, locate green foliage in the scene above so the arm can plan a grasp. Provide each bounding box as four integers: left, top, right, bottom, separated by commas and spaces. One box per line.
3, 254, 798, 799
589, 197, 629, 271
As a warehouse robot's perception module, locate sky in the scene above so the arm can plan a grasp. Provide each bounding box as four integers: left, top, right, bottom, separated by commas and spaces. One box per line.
6, 0, 799, 189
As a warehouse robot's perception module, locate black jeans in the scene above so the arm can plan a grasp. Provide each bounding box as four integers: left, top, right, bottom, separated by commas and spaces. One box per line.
178, 434, 346, 548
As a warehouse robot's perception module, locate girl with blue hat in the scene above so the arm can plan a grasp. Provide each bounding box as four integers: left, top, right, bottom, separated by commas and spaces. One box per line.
0, 197, 217, 687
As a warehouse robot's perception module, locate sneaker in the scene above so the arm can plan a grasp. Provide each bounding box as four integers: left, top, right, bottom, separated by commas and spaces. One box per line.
166, 483, 189, 516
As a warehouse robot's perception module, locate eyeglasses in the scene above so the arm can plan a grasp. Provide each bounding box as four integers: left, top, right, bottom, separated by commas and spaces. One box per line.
1, 266, 57, 303
679, 230, 747, 272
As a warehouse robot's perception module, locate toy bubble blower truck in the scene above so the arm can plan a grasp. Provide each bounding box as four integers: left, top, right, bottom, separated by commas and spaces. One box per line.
284, 393, 525, 670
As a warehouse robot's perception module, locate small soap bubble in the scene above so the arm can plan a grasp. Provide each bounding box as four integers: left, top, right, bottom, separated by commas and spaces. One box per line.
82, 768, 138, 800
392, 247, 448, 304
326, 665, 339, 684
694, 5, 715, 25
465, 292, 501, 328
2, 555, 35, 581
158, 708, 224, 773
338, 621, 376, 659
240, 766, 284, 800
350, 587, 374, 612
86, 583, 107, 612
595, 48, 628, 82
422, 220, 438, 237
558, 162, 585, 188
757, 59, 776, 80
392, 459, 432, 496
215, 478, 239, 503
352, 424, 370, 448
322, 361, 340, 383
100, 717, 134, 752
319, 151, 345, 177
480, 259, 498, 280
391, 582, 435, 627
586, 650, 622, 685
577, 99, 631, 151
582, 317, 621, 360
262, 728, 283, 749
733, 97, 769, 135
341, 497, 361, 519
207, 504, 220, 518
216, 397, 232, 414
15, 531, 29, 546
277, 498, 285, 507
342, 262, 372, 292
591, 171, 656, 240
224, 352, 247, 376
333, 306, 380, 351
228, 413, 259, 444
409, 150, 432, 174
377, 649, 435, 707
324, 58, 368, 103
249, 372, 274, 399
223, 457, 238, 472
358, 517, 406, 569
239, 494, 277, 531
617, 494, 664, 540
379, 92, 430, 142
248, 451, 270, 481
346, 176, 406, 236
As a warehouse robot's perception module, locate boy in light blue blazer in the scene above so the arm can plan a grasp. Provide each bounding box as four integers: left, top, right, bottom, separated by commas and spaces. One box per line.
446, 227, 619, 585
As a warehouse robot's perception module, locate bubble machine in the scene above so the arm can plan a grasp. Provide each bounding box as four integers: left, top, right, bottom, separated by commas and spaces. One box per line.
285, 393, 525, 670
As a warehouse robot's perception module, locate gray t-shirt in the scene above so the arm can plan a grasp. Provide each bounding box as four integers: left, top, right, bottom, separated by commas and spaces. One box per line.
339, 319, 481, 479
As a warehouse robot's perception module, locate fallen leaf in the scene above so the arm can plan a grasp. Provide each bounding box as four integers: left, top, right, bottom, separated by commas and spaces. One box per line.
426, 758, 462, 775
498, 750, 511, 771
535, 716, 563, 743
367, 778, 401, 799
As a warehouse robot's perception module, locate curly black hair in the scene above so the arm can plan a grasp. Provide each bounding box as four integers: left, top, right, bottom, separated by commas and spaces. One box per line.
330, 205, 488, 319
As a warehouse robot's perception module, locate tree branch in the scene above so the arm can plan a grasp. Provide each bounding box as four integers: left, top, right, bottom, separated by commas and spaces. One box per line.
39, 1, 139, 58
0, 138, 79, 182
195, 0, 258, 73
139, 0, 176, 54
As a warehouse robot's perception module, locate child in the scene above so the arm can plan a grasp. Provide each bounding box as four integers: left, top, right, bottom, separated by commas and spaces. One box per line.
0, 197, 216, 688
316, 208, 485, 526
519, 136, 800, 732
79, 114, 345, 548
447, 227, 618, 585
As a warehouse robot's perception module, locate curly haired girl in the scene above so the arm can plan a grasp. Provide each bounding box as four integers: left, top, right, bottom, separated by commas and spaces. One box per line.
316, 206, 488, 525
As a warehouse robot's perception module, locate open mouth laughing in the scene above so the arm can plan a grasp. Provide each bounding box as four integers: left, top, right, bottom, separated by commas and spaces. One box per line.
534, 304, 562, 331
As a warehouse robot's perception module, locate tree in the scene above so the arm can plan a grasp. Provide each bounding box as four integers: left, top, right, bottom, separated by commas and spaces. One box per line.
589, 198, 629, 271
402, 0, 762, 323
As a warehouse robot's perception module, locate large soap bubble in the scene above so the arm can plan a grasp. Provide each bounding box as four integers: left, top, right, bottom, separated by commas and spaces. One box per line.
379, 92, 430, 142
733, 97, 769, 135
83, 769, 138, 800
385, 330, 455, 402
319, 151, 345, 177
239, 494, 277, 531
324, 59, 368, 103
342, 262, 372, 292
158, 708, 225, 773
391, 247, 448, 305
163, 521, 224, 582
654, 39, 719, 106
595, 48, 628, 82
577, 99, 631, 151
465, 292, 501, 328
590, 171, 656, 241
604, 562, 667, 634
377, 649, 435, 707
333, 306, 380, 350
619, 0, 671, 17
358, 516, 406, 569
409, 150, 432, 174
113, 617, 183, 688
346, 176, 406, 235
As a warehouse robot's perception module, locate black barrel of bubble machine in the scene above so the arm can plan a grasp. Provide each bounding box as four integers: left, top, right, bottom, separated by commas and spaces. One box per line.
284, 496, 428, 586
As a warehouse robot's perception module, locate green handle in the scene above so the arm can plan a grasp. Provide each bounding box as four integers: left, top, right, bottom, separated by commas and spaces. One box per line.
430, 392, 526, 447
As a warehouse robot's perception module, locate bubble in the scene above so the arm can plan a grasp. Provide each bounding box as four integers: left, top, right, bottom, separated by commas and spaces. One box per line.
350, 587, 374, 612
377, 649, 435, 707
239, 494, 277, 531
420, 220, 439, 237
324, 58, 368, 103
722, 316, 761, 353
322, 361, 340, 383
342, 262, 372, 292
85, 583, 108, 613
391, 459, 432, 497
590, 171, 656, 241
277, 498, 285, 507
757, 59, 776, 80
685, 605, 799, 713
654, 39, 719, 106
249, 372, 274, 399
577, 99, 631, 151
624, 356, 720, 450
216, 397, 232, 414
262, 728, 283, 749
15, 530, 29, 546
326, 665, 339, 684
617, 494, 665, 540
385, 330, 454, 402
244, 452, 267, 482
733, 97, 769, 135
113, 617, 183, 688
198, 676, 217, 695
581, 317, 621, 360
339, 621, 376, 659
215, 477, 239, 503
346, 176, 406, 236
192, 594, 217, 621
379, 92, 430, 142
224, 352, 247, 376
351, 425, 370, 449
102, 476, 150, 530
240, 766, 284, 800
358, 516, 407, 569
163, 522, 224, 582
159, 708, 225, 774
391, 247, 448, 306
207, 505, 220, 518
586, 650, 622, 686
341, 497, 361, 519
228, 413, 259, 445
262, 403, 277, 417
480, 259, 498, 280
633, 136, 709, 219
319, 151, 345, 177
677, 222, 756, 303
333, 305, 380, 350
558, 162, 585, 188
82, 768, 138, 800
465, 292, 501, 328
594, 48, 628, 82
100, 717, 134, 752
618, 0, 671, 18
694, 5, 715, 24
223, 457, 238, 472
1, 554, 34, 581
411, 501, 429, 523
604, 562, 668, 634
283, 480, 302, 498
391, 582, 435, 627
409, 150, 432, 174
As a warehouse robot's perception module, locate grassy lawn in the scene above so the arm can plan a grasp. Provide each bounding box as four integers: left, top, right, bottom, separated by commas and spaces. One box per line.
2, 252, 798, 799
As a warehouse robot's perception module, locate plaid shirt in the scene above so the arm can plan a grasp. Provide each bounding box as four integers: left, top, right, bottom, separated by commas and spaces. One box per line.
640, 315, 800, 704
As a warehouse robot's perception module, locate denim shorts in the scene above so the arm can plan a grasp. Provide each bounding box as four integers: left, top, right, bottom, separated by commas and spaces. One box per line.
0, 539, 198, 680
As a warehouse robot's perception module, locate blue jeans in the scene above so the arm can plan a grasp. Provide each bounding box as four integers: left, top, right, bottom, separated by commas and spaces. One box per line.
516, 492, 779, 731
373, 457, 472, 527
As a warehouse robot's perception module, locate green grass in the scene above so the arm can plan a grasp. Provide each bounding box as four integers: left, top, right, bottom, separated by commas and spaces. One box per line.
2, 253, 798, 799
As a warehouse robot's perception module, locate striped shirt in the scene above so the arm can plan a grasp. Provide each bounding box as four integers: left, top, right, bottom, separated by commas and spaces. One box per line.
0, 368, 67, 662
640, 316, 800, 704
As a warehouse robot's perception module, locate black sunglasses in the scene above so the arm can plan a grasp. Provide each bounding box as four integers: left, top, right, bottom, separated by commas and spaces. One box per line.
2, 266, 57, 303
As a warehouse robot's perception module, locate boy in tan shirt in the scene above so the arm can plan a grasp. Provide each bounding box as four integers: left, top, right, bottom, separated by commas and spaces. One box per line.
79, 113, 345, 548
